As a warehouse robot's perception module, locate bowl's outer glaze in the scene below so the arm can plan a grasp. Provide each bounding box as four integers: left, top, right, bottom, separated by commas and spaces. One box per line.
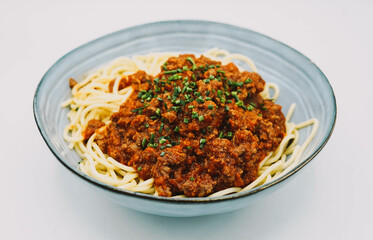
34, 20, 336, 217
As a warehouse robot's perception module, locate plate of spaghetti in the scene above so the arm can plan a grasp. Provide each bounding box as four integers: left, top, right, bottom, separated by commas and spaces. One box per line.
34, 20, 336, 216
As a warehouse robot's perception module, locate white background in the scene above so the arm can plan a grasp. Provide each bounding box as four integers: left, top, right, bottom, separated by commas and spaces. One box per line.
1, 0, 372, 239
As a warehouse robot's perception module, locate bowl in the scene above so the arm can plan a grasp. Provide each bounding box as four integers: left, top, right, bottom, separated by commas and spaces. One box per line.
33, 20, 336, 217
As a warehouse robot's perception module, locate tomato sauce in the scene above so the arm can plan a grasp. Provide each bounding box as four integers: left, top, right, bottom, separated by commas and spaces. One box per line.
93, 55, 286, 197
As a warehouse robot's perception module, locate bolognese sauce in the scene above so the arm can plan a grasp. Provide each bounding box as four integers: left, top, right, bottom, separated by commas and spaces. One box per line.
91, 55, 286, 197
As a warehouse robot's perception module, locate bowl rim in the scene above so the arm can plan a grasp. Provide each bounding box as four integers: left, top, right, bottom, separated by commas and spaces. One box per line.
33, 19, 337, 203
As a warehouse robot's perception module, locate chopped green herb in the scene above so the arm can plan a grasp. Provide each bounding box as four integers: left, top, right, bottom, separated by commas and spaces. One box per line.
160, 152, 165, 157
186, 87, 193, 93
208, 105, 214, 110
190, 177, 194, 181
192, 112, 199, 119
131, 104, 148, 112
142, 138, 147, 148
245, 78, 253, 84
174, 126, 180, 132
169, 74, 182, 81
159, 123, 164, 133
225, 106, 229, 111
137, 167, 142, 171
217, 90, 222, 98
231, 91, 239, 102
173, 86, 181, 97
187, 146, 192, 150
164, 69, 177, 74
150, 133, 155, 144
219, 131, 224, 138
197, 96, 204, 103
188, 105, 194, 109
198, 115, 205, 122
186, 57, 197, 70
148, 143, 158, 148
235, 100, 244, 107
169, 106, 178, 111
184, 118, 189, 123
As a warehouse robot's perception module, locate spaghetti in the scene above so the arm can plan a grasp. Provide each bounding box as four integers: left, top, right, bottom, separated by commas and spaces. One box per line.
62, 48, 318, 198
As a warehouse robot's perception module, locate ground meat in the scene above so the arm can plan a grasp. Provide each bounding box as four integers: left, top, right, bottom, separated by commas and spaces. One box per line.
82, 119, 105, 141
93, 54, 286, 197
69, 78, 77, 88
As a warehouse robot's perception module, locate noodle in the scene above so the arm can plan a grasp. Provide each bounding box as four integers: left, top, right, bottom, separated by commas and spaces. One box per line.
62, 48, 318, 198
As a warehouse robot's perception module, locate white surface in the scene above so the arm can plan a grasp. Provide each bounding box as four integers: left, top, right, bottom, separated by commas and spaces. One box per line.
1, 0, 372, 239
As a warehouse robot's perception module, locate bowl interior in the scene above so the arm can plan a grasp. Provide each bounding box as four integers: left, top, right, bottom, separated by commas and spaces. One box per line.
34, 20, 336, 202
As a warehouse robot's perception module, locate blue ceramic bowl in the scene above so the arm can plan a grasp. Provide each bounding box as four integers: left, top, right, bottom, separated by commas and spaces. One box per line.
33, 20, 336, 217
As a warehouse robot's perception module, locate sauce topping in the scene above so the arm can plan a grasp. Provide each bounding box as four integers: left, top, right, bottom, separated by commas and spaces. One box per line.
93, 55, 286, 197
